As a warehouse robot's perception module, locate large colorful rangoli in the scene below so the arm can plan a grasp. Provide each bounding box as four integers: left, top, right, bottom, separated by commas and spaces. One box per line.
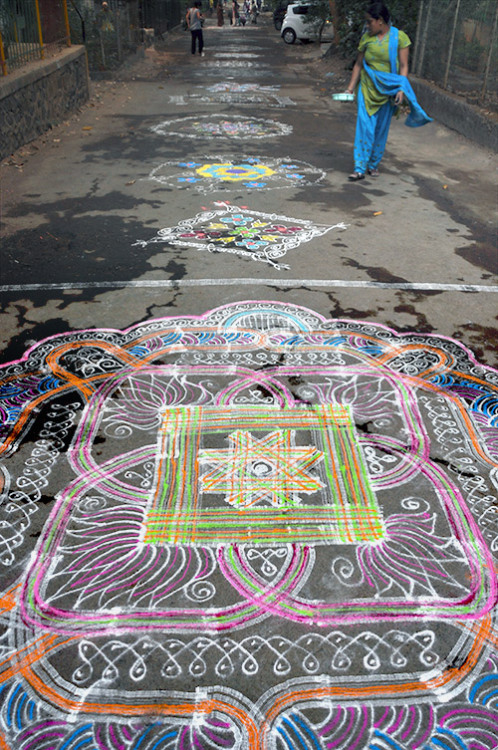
0, 302, 496, 749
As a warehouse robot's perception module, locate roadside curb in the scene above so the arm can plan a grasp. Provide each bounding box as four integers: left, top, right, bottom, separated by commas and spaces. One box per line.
410, 76, 498, 153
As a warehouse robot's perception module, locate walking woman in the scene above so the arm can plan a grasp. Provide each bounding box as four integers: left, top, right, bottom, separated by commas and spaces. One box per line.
345, 2, 432, 181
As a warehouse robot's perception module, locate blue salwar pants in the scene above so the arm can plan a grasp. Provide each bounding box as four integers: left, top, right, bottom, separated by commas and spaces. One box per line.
354, 87, 394, 175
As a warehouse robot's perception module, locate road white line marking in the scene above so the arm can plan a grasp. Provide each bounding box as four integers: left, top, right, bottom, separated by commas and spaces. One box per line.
1, 279, 497, 293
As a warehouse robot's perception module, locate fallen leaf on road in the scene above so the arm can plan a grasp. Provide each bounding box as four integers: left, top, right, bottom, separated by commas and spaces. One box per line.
373, 211, 383, 216
126, 180, 136, 186
443, 185, 448, 189
82, 126, 93, 131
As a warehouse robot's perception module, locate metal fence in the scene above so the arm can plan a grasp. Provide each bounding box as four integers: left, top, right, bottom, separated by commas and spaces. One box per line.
0, 0, 71, 75
66, 0, 183, 71
0, 0, 184, 75
413, 0, 497, 109
140, 0, 182, 36
67, 0, 140, 70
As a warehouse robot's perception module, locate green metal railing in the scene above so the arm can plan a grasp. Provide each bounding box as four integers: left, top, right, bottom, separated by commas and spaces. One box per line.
0, 0, 71, 76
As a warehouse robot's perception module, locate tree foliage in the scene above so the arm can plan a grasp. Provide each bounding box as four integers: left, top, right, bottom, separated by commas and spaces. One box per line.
334, 0, 419, 59
268, 0, 419, 56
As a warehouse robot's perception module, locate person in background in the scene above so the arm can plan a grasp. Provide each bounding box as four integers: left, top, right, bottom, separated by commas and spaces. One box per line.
217, 0, 224, 25
96, 1, 114, 33
345, 2, 431, 181
231, 0, 239, 25
186, 0, 204, 55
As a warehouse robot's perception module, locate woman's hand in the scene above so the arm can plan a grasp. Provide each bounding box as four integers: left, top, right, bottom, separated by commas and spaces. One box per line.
394, 91, 404, 106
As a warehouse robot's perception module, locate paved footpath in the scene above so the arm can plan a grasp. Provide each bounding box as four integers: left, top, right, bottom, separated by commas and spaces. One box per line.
0, 13, 497, 750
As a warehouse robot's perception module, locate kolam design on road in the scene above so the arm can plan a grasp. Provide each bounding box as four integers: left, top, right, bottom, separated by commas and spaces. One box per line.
200, 60, 263, 68
170, 82, 296, 108
214, 52, 261, 59
133, 202, 347, 268
147, 156, 324, 193
151, 114, 293, 140
0, 302, 497, 749
206, 83, 278, 93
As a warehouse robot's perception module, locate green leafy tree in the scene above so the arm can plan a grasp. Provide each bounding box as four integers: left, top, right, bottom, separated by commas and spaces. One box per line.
304, 1, 333, 39
334, 0, 419, 58
271, 0, 419, 52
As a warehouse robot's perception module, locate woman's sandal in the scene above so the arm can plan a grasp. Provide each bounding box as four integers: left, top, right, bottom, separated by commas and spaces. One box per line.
348, 172, 365, 181
367, 168, 380, 177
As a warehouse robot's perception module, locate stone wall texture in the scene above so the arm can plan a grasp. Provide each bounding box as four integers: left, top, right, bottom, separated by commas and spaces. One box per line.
0, 47, 89, 161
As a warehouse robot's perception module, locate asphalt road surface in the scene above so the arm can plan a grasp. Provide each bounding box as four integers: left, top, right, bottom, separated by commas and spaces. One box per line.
0, 13, 497, 750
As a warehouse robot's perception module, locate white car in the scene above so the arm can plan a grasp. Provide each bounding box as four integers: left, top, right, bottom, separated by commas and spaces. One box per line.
281, 3, 333, 44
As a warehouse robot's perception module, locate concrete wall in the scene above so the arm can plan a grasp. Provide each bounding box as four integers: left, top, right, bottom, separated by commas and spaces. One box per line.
411, 76, 498, 153
0, 46, 89, 161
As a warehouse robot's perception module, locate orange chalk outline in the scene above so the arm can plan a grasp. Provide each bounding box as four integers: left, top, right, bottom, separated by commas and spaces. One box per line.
10, 613, 490, 749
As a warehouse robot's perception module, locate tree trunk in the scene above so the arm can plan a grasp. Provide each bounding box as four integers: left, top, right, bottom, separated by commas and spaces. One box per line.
327, 0, 340, 45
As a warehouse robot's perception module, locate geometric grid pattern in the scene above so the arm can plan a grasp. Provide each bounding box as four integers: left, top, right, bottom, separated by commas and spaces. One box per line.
144, 404, 384, 545
199, 429, 324, 508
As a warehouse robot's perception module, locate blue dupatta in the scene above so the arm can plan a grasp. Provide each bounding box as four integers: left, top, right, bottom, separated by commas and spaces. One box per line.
362, 27, 432, 128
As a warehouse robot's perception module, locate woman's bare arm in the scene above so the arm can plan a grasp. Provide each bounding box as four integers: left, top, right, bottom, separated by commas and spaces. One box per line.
346, 52, 364, 94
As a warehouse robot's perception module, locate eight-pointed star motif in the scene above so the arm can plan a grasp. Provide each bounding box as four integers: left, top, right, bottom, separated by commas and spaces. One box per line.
199, 430, 324, 508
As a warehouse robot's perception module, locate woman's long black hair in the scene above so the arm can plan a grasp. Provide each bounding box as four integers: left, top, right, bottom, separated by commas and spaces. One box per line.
366, 3, 391, 24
